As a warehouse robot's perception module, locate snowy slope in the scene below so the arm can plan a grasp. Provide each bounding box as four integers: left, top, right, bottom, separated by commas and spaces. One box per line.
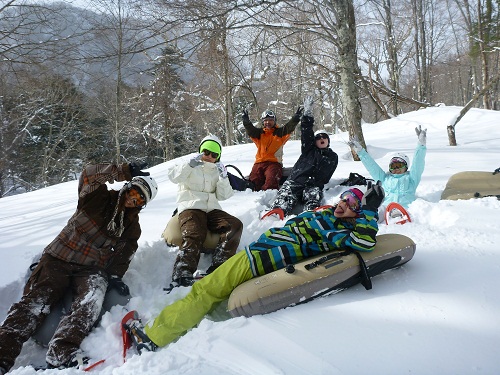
1, 105, 499, 375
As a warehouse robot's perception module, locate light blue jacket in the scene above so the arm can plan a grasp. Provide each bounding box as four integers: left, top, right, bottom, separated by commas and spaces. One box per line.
358, 145, 426, 207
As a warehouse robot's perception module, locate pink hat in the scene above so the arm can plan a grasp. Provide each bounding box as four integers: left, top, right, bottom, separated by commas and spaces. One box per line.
339, 188, 364, 215
348, 188, 364, 204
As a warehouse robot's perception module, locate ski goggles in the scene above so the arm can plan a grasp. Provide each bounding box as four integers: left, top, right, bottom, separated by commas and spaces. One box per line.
315, 133, 329, 140
202, 149, 219, 159
389, 162, 407, 172
128, 187, 146, 207
340, 191, 362, 213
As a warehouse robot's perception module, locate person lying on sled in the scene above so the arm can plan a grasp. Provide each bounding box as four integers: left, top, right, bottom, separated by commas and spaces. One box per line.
123, 181, 384, 352
262, 96, 338, 220
348, 125, 427, 220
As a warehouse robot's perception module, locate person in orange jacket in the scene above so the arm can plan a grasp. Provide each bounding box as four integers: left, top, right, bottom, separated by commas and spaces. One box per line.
242, 107, 303, 191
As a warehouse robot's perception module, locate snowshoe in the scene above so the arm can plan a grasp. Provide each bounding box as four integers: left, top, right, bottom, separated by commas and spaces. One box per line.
122, 310, 157, 354
261, 208, 285, 220
384, 202, 411, 225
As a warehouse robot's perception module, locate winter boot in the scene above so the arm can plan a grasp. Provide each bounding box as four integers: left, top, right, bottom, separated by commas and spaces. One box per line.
123, 313, 158, 354
164, 276, 195, 292
43, 352, 89, 370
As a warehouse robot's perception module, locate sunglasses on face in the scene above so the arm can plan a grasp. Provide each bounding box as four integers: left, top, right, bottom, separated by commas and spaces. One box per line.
202, 149, 219, 159
129, 187, 146, 207
315, 134, 328, 140
389, 162, 406, 171
340, 191, 362, 213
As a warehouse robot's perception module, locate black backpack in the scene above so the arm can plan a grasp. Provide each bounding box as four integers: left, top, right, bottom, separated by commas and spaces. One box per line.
226, 164, 255, 191
339, 172, 372, 186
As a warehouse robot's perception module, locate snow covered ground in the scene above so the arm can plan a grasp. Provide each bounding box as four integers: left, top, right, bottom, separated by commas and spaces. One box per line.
1, 105, 499, 374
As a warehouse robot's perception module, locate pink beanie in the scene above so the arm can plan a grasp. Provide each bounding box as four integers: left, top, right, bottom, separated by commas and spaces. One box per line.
347, 188, 364, 206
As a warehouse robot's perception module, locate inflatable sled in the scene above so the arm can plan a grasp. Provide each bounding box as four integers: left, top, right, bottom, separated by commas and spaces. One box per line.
227, 233, 415, 318
441, 171, 500, 200
163, 213, 220, 251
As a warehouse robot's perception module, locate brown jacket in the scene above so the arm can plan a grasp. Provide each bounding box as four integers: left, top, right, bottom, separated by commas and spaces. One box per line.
44, 163, 141, 276
243, 115, 300, 164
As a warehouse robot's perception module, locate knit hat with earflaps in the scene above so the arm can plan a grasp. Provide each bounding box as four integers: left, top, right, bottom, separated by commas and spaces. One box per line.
199, 135, 222, 161
107, 175, 158, 237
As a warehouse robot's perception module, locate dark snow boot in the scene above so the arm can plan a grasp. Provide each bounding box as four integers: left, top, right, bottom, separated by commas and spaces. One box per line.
163, 276, 195, 293
38, 352, 89, 370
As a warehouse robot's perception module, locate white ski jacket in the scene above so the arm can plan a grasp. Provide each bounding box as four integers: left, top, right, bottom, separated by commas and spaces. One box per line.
168, 161, 234, 214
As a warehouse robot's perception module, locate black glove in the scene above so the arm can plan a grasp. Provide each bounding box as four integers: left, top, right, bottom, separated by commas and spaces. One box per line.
294, 106, 304, 120
108, 275, 130, 296
129, 162, 150, 177
361, 180, 385, 211
242, 109, 249, 122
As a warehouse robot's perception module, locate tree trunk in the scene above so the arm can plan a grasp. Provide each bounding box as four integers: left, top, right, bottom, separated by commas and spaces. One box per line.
332, 0, 364, 160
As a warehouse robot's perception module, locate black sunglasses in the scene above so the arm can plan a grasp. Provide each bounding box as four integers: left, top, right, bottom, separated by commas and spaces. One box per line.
315, 134, 328, 140
202, 149, 219, 159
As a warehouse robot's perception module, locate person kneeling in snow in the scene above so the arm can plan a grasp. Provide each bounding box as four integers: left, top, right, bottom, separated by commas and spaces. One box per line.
124, 181, 384, 352
262, 96, 338, 220
0, 163, 158, 373
348, 125, 427, 219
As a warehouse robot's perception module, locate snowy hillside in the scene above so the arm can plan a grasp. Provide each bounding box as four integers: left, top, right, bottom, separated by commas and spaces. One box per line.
1, 105, 499, 374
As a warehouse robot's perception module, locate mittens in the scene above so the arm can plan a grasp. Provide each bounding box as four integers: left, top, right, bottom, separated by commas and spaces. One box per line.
189, 153, 204, 168
415, 125, 427, 146
215, 162, 228, 179
361, 180, 385, 210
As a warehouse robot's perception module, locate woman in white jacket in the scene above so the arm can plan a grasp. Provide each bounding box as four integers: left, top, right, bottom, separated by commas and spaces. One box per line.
167, 135, 243, 288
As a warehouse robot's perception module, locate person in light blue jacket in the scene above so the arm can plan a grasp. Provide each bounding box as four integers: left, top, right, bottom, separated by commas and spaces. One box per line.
349, 125, 427, 214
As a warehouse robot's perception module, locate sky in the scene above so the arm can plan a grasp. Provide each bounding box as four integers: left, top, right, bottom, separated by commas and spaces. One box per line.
1, 105, 500, 374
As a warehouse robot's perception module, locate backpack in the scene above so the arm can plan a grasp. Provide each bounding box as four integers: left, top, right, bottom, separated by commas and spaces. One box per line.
226, 164, 255, 191
339, 172, 372, 186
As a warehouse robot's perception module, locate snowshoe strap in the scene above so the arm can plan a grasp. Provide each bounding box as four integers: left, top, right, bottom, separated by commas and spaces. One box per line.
304, 250, 372, 290
353, 251, 372, 290
225, 164, 247, 180
304, 250, 351, 270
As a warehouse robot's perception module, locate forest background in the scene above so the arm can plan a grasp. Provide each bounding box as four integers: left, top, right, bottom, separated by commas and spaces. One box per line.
1, 0, 499, 196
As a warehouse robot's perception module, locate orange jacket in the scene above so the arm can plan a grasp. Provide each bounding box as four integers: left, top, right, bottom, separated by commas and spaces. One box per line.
243, 115, 300, 163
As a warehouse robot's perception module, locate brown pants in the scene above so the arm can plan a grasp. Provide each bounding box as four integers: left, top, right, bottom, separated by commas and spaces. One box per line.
249, 161, 283, 191
0, 254, 107, 370
172, 209, 243, 281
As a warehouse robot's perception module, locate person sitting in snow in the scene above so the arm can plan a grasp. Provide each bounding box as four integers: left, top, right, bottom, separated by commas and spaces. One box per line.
123, 181, 384, 353
348, 125, 427, 219
242, 105, 303, 191
0, 163, 158, 373
167, 135, 243, 289
262, 96, 339, 220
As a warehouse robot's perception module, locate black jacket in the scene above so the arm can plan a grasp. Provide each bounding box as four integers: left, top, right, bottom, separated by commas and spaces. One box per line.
287, 116, 338, 189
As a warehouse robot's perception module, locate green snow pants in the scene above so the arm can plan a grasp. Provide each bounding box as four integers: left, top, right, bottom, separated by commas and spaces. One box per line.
145, 250, 254, 347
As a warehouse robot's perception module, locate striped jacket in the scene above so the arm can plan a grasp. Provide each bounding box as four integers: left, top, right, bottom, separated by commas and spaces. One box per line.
245, 207, 378, 277
43, 163, 141, 276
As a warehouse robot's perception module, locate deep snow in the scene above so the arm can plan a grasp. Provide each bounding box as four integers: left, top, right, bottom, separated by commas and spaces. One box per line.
1, 105, 499, 374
